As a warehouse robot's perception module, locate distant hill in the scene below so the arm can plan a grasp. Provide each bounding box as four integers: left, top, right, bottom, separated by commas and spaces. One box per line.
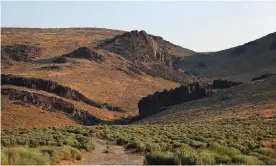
179, 32, 276, 81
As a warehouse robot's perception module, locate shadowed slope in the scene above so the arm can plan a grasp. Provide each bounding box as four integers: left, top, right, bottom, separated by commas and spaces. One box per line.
136, 76, 276, 124
179, 32, 276, 81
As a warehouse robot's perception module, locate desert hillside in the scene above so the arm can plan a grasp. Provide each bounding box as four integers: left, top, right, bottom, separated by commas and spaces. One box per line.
1, 28, 276, 165
1, 28, 276, 129
179, 32, 276, 81
136, 75, 276, 124
1, 28, 203, 129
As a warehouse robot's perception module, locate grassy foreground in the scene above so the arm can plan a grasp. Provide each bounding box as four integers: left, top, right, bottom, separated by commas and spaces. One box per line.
1, 127, 94, 165
1, 116, 276, 165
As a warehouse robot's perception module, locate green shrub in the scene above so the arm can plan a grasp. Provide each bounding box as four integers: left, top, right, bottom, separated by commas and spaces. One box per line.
197, 150, 216, 165
173, 147, 198, 165
210, 143, 241, 157
40, 146, 81, 164
40, 147, 55, 157
189, 140, 207, 149
229, 143, 246, 152
1, 151, 8, 165
257, 148, 276, 158
215, 154, 232, 164
145, 152, 176, 165
125, 141, 146, 152
145, 143, 161, 152
2, 147, 50, 165
266, 159, 276, 165
1, 139, 11, 147
116, 136, 130, 145
232, 154, 247, 164
243, 156, 263, 165
160, 143, 173, 152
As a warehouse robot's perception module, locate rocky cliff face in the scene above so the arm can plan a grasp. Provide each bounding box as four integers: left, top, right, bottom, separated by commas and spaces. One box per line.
62, 47, 104, 62
138, 82, 212, 117
1, 74, 125, 112
251, 73, 276, 81
99, 30, 175, 66
211, 80, 242, 89
1, 88, 103, 125
98, 30, 203, 84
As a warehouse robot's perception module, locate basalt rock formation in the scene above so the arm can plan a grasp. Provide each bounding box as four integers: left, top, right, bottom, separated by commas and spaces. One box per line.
62, 47, 104, 62
1, 74, 125, 112
138, 82, 211, 117
52, 56, 68, 63
99, 30, 175, 66
211, 80, 242, 89
251, 73, 276, 81
98, 30, 204, 84
1, 88, 103, 125
39, 65, 61, 71
1, 44, 42, 62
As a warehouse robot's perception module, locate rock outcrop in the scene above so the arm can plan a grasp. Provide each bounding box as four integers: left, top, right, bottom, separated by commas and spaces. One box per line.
99, 30, 174, 67
52, 56, 68, 63
62, 47, 104, 62
211, 80, 242, 89
98, 30, 204, 84
1, 44, 42, 62
1, 88, 103, 125
251, 73, 276, 81
1, 74, 125, 112
39, 65, 61, 71
138, 82, 211, 117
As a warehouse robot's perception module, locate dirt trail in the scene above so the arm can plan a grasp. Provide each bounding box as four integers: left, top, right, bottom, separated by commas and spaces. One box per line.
78, 138, 145, 165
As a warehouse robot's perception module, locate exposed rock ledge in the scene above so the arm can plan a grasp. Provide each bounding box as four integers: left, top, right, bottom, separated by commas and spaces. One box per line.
138, 82, 212, 117
1, 88, 103, 125
211, 80, 242, 89
251, 73, 276, 81
1, 74, 125, 112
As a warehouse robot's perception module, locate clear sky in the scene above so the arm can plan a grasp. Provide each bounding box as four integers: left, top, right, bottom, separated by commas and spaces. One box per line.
1, 1, 276, 52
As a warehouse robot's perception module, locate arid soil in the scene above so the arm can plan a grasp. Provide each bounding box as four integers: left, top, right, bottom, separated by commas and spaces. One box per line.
78, 138, 144, 165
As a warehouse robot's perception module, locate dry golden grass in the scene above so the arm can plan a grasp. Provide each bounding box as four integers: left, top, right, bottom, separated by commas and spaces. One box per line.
1, 28, 124, 59
1, 28, 179, 114
1, 28, 182, 128
1, 95, 80, 130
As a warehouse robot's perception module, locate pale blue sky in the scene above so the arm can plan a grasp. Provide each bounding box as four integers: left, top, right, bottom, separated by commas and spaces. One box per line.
1, 1, 276, 52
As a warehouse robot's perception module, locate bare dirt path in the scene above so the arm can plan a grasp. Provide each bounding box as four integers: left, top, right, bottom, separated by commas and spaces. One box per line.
78, 138, 145, 165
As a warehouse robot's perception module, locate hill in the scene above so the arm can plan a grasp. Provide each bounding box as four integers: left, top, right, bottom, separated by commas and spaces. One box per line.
1, 28, 276, 165
179, 32, 276, 81
98, 30, 203, 84
1, 28, 202, 128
